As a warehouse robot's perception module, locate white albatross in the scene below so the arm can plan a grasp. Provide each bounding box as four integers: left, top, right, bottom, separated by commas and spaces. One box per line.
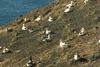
0, 46, 2, 50
26, 59, 33, 67
74, 53, 79, 61
24, 17, 27, 22
35, 16, 41, 22
22, 24, 27, 30
84, 0, 89, 4
98, 39, 100, 43
64, 1, 74, 13
42, 34, 51, 42
59, 40, 68, 48
45, 28, 51, 35
64, 7, 71, 13
2, 47, 10, 54
28, 29, 33, 33
48, 16, 53, 22
66, 1, 74, 8
78, 27, 85, 36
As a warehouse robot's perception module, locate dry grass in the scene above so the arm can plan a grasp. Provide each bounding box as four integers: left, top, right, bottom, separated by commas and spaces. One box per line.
0, 0, 100, 67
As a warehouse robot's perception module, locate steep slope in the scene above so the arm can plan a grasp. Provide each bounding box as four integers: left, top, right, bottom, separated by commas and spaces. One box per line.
0, 0, 100, 67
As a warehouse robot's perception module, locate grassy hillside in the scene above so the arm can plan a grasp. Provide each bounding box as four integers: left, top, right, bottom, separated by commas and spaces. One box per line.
0, 0, 100, 67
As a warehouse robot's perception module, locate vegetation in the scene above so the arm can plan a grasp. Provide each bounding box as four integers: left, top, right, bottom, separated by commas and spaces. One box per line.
0, 0, 100, 67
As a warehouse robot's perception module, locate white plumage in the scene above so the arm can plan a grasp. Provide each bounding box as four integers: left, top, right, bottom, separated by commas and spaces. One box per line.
47, 34, 51, 40
66, 1, 74, 8
84, 0, 89, 4
64, 1, 74, 13
2, 47, 9, 54
35, 16, 41, 21
42, 34, 51, 42
48, 16, 53, 22
0, 46, 2, 50
74, 53, 79, 60
78, 27, 85, 36
64, 7, 71, 13
24, 17, 27, 22
28, 29, 33, 33
45, 28, 51, 35
81, 28, 85, 33
26, 60, 33, 67
59, 40, 67, 48
22, 24, 27, 30
98, 39, 100, 43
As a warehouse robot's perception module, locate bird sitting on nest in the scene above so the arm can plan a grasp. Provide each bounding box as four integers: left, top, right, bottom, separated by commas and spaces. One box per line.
64, 1, 74, 13
35, 16, 41, 22
78, 27, 85, 36
43, 28, 52, 35
2, 47, 10, 54
42, 34, 51, 42
26, 56, 37, 67
73, 53, 80, 61
59, 39, 70, 48
48, 16, 53, 22
22, 24, 28, 31
28, 29, 34, 33
84, 0, 89, 4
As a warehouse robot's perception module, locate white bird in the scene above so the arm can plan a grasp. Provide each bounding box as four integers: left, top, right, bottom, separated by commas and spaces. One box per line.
64, 1, 74, 13
42, 34, 51, 42
28, 29, 33, 33
2, 47, 9, 54
66, 1, 74, 8
0, 46, 2, 50
5, 28, 11, 32
84, 0, 89, 4
45, 28, 51, 35
35, 16, 41, 22
26, 60, 33, 67
59, 40, 67, 48
24, 17, 27, 22
22, 24, 27, 30
64, 7, 71, 13
48, 16, 53, 22
74, 53, 79, 60
46, 34, 51, 40
80, 27, 85, 33
98, 39, 100, 43
78, 27, 85, 36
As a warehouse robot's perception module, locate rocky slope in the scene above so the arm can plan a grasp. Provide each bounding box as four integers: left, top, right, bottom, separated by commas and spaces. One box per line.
0, 0, 100, 67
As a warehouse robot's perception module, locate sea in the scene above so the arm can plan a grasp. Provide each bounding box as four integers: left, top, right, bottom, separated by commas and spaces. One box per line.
0, 0, 54, 25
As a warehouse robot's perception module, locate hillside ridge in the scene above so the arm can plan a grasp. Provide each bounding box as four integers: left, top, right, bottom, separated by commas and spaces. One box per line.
0, 0, 100, 67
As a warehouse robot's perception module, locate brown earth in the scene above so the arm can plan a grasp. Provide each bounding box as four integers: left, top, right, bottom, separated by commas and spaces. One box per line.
0, 0, 100, 67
